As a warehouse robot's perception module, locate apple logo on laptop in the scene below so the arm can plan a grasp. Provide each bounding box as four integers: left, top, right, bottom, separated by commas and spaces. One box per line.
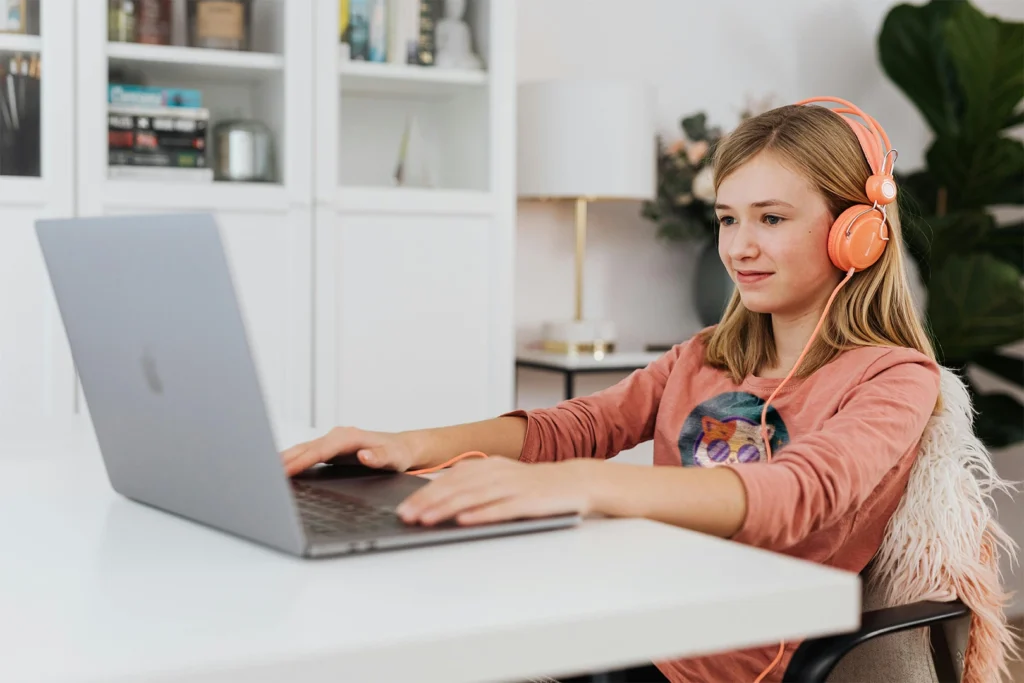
141, 348, 164, 395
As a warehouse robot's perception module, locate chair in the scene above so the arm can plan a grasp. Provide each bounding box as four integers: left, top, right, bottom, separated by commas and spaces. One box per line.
783, 573, 971, 682
784, 366, 1019, 682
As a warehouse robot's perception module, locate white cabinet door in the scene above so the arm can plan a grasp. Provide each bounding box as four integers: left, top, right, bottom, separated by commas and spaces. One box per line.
0, 4, 77, 441
0, 208, 78, 439
331, 211, 498, 433
219, 208, 313, 434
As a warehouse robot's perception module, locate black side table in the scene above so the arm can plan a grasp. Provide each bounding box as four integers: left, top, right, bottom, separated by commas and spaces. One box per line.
515, 349, 665, 401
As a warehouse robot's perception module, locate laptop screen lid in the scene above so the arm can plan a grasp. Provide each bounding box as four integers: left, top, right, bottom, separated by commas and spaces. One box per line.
36, 213, 306, 555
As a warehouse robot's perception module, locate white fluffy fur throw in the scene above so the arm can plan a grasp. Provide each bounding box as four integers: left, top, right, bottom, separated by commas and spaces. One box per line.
869, 366, 1021, 682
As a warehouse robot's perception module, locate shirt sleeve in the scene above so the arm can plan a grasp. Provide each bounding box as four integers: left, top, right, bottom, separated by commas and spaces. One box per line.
505, 343, 690, 463
725, 350, 941, 552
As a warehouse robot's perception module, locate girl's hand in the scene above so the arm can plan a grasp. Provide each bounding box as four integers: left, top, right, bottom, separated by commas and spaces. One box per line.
281, 427, 421, 476
395, 457, 600, 526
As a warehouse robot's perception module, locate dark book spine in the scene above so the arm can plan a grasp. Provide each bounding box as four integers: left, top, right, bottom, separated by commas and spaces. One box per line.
416, 0, 436, 66
108, 109, 209, 167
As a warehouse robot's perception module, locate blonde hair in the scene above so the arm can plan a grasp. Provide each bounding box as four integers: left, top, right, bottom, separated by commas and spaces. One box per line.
700, 104, 939, 387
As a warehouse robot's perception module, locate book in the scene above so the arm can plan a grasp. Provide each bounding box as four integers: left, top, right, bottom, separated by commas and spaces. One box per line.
339, 0, 349, 42
416, 0, 437, 66
388, 0, 419, 65
108, 105, 209, 169
368, 0, 387, 62
108, 84, 203, 109
349, 0, 369, 60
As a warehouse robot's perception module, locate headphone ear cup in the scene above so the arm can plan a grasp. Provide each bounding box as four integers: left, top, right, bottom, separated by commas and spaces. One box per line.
829, 205, 888, 272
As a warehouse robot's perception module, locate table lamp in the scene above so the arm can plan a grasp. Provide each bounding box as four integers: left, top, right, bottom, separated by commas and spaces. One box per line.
517, 78, 656, 357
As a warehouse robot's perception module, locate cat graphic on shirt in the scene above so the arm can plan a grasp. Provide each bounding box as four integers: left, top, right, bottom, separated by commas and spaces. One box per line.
693, 416, 774, 466
678, 391, 790, 468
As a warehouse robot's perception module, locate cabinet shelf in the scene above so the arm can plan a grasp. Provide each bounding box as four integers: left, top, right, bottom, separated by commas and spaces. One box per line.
335, 186, 492, 215
103, 179, 289, 212
0, 34, 41, 53
0, 176, 45, 206
107, 42, 284, 82
339, 59, 487, 97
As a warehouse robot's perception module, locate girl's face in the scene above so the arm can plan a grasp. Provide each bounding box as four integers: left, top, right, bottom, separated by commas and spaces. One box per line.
714, 152, 840, 319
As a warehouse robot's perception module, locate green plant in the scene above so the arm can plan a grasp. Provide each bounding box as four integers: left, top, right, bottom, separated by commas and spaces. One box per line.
879, 0, 1024, 448
640, 112, 724, 242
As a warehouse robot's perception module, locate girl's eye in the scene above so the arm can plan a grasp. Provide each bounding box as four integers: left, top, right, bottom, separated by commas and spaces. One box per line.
718, 216, 735, 226
764, 214, 783, 225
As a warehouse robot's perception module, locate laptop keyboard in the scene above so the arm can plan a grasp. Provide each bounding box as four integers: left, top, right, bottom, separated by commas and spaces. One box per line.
292, 482, 405, 537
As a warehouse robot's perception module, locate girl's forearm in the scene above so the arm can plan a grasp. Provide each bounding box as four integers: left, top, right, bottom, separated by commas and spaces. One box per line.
406, 417, 527, 469
588, 461, 748, 538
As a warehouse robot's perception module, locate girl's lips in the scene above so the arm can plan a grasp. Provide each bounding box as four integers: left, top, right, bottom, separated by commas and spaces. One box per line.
736, 271, 773, 284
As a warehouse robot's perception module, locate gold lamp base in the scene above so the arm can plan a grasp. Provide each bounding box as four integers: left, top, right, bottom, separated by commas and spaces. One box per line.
540, 319, 617, 358
538, 197, 619, 359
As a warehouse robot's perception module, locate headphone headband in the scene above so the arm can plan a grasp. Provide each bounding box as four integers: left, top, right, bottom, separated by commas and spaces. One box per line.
794, 96, 894, 176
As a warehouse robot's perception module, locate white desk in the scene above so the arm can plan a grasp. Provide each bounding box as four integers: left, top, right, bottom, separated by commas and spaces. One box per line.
0, 431, 861, 683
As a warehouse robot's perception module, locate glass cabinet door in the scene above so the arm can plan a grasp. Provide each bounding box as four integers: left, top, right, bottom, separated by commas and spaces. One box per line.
0, 0, 41, 177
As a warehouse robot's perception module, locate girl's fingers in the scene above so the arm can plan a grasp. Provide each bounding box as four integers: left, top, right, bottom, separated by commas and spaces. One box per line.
398, 460, 495, 511
280, 440, 313, 464
284, 446, 332, 477
455, 496, 550, 526
412, 484, 512, 526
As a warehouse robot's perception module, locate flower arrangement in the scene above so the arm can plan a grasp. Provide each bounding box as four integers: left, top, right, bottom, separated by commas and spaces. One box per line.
641, 97, 775, 243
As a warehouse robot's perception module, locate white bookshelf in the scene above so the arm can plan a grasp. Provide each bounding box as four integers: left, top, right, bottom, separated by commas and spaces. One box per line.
102, 179, 289, 212
106, 42, 284, 82
0, 0, 516, 443
0, 176, 46, 205
339, 59, 487, 97
0, 33, 41, 53
334, 186, 493, 215
312, 0, 515, 431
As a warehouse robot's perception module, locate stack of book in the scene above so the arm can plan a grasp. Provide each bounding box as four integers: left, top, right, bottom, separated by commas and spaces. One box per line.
107, 84, 212, 182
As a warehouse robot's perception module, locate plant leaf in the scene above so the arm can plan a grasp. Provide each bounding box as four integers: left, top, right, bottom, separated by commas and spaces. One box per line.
927, 211, 993, 267
927, 253, 1024, 363
681, 113, 708, 142
944, 2, 1024, 139
973, 351, 1024, 387
901, 211, 993, 283
878, 0, 964, 139
970, 388, 1024, 449
898, 169, 941, 216
925, 135, 1024, 210
976, 221, 1024, 271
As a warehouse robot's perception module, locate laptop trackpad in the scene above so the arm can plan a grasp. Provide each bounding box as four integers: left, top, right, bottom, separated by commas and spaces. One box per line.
292, 464, 426, 508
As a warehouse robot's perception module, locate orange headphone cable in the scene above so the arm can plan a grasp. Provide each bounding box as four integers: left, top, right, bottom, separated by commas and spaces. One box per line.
752, 266, 856, 683
406, 450, 488, 476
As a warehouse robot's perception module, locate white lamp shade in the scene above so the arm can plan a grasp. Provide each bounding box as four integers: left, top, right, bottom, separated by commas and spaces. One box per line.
517, 79, 656, 199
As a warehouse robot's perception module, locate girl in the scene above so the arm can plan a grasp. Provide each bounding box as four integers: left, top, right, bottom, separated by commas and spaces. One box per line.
282, 99, 944, 682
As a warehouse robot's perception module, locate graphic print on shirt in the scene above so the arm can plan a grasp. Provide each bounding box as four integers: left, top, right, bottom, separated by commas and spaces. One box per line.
677, 391, 790, 467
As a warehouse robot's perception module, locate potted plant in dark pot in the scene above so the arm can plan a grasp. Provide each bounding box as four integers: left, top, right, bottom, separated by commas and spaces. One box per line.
878, 0, 1023, 448
641, 100, 771, 326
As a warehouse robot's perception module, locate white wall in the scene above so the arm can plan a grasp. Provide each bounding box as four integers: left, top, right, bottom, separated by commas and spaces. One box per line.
514, 0, 1024, 615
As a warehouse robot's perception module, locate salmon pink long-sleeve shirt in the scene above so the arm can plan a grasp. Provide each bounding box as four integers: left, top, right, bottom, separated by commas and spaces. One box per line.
506, 333, 940, 682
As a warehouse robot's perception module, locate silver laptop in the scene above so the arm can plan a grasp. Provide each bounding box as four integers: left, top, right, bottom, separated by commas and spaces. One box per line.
35, 213, 579, 558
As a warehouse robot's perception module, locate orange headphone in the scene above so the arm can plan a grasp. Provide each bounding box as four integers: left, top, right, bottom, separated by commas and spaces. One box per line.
760, 95, 900, 457
795, 96, 899, 273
